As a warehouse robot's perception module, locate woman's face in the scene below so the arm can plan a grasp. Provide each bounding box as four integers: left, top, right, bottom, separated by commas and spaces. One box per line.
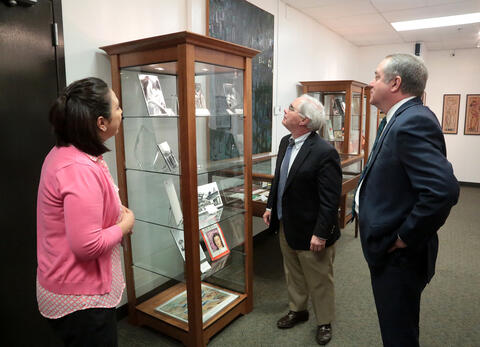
99, 90, 122, 141
213, 235, 223, 249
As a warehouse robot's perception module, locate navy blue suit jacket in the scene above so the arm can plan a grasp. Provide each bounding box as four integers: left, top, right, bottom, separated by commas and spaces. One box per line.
358, 97, 459, 278
267, 132, 342, 250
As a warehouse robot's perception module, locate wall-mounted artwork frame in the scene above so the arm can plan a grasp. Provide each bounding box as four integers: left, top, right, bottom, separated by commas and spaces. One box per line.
464, 94, 480, 135
208, 0, 274, 155
441, 94, 460, 134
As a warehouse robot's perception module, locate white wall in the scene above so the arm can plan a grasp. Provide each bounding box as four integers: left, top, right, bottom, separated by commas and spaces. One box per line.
62, 0, 187, 177
358, 44, 479, 183
425, 48, 480, 183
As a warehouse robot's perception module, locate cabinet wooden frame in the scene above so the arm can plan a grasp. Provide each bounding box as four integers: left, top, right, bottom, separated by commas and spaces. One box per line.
299, 80, 371, 228
101, 31, 258, 346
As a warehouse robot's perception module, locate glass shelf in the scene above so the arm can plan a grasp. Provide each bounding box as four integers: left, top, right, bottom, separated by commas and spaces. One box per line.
132, 216, 246, 286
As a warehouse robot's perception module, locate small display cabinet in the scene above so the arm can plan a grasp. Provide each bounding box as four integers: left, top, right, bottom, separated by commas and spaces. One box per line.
299, 80, 372, 228
101, 31, 258, 346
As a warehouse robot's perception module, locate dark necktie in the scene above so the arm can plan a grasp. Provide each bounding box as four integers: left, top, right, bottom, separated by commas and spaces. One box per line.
277, 137, 295, 220
352, 117, 387, 216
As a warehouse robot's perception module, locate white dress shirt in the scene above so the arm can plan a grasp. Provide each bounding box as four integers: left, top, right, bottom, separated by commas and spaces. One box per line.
354, 96, 415, 214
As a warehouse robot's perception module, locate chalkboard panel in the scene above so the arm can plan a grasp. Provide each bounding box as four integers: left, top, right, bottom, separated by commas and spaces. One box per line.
209, 0, 274, 158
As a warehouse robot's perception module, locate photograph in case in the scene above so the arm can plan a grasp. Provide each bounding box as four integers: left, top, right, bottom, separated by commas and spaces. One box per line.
195, 83, 210, 116
198, 182, 223, 215
169, 229, 211, 273
158, 141, 179, 172
200, 223, 230, 261
138, 74, 174, 116
155, 283, 238, 323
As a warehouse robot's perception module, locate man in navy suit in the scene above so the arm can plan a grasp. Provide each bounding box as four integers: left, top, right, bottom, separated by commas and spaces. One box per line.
263, 94, 342, 345
355, 53, 459, 346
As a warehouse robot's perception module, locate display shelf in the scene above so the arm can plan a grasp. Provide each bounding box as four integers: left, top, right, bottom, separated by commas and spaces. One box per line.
101, 31, 258, 346
136, 282, 246, 335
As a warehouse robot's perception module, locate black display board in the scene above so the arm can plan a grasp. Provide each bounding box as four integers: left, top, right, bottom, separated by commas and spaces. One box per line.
208, 0, 274, 158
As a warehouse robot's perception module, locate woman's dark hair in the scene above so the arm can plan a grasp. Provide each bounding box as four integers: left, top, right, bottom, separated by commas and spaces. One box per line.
49, 77, 111, 156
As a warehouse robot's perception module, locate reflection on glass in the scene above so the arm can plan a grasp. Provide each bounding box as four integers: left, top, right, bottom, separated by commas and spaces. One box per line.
134, 125, 160, 170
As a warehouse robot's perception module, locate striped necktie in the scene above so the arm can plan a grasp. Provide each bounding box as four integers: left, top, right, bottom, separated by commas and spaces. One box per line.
276, 137, 295, 220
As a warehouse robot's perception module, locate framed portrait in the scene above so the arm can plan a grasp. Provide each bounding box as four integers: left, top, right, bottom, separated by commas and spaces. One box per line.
464, 94, 480, 135
200, 223, 230, 261
441, 94, 460, 134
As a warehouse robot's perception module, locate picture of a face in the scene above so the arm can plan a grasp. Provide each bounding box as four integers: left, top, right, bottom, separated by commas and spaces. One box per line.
213, 233, 224, 250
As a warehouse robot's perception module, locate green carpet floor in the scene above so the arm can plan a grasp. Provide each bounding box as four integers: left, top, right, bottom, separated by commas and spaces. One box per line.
118, 185, 480, 346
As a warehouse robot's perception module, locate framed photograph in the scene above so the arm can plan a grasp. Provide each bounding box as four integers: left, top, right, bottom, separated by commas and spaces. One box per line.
138, 74, 174, 116
200, 223, 230, 261
163, 179, 182, 225
155, 283, 238, 323
464, 94, 480, 135
333, 130, 343, 141
441, 94, 460, 134
198, 182, 223, 215
195, 83, 210, 116
169, 229, 211, 273
158, 141, 179, 172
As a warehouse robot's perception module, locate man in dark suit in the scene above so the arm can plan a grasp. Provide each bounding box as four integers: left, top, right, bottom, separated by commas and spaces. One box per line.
263, 94, 342, 345
355, 53, 459, 347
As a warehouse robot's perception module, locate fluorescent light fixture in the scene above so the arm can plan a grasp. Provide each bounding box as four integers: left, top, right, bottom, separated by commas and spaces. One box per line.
155, 67, 165, 71
202, 68, 209, 71
392, 12, 480, 31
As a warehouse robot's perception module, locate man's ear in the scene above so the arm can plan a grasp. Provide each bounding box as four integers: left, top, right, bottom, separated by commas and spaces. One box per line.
390, 76, 402, 93
96, 116, 108, 132
300, 117, 310, 127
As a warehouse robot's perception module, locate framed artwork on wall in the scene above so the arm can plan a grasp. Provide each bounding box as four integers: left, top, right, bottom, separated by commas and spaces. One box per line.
464, 94, 480, 135
441, 94, 460, 134
208, 0, 274, 155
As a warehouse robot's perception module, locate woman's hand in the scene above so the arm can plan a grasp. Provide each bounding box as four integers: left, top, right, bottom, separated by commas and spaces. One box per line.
118, 206, 135, 236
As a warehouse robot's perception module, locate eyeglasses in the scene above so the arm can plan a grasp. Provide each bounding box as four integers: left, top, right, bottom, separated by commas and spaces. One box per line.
288, 104, 305, 118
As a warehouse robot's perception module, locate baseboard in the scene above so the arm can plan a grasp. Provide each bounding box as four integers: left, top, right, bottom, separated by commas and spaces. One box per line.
459, 181, 480, 187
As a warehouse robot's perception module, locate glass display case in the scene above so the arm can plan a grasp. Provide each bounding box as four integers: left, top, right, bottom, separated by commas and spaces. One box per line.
101, 32, 258, 346
297, 80, 372, 228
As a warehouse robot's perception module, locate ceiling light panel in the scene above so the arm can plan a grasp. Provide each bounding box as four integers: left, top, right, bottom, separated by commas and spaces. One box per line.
392, 12, 480, 31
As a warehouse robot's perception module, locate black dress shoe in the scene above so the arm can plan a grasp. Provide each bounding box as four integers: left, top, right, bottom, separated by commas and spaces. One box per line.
316, 324, 332, 345
277, 310, 309, 329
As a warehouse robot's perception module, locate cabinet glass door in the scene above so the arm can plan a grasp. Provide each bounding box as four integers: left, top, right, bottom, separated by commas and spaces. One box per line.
195, 62, 246, 294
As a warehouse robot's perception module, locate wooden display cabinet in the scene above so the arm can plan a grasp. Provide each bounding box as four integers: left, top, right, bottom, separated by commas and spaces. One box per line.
101, 31, 258, 346
298, 80, 372, 228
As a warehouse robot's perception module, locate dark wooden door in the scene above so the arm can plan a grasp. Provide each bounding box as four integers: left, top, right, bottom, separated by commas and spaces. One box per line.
0, 0, 65, 345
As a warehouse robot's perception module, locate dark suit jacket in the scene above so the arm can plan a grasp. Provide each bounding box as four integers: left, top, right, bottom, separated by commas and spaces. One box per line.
358, 97, 459, 278
267, 131, 342, 250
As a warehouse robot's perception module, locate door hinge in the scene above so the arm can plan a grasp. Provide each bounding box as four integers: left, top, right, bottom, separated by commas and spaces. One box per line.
52, 22, 58, 46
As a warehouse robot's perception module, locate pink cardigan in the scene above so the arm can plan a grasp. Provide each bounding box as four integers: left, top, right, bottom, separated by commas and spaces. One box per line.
37, 146, 123, 295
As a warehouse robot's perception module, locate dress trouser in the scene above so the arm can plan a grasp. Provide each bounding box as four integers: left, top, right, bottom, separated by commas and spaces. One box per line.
279, 223, 336, 326
369, 248, 429, 347
48, 307, 118, 347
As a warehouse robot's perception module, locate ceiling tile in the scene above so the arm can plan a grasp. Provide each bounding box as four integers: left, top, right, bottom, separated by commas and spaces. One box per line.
383, 0, 480, 22
283, 0, 338, 9
370, 0, 429, 12
302, 0, 377, 21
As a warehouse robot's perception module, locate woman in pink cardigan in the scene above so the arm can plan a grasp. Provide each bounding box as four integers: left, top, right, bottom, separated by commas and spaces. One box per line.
36, 77, 135, 346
